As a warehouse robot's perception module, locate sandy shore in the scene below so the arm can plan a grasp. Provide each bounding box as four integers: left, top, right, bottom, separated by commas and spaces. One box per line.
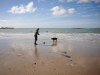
0, 39, 100, 75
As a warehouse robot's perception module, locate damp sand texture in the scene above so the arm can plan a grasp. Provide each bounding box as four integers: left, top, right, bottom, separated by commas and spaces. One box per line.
0, 39, 100, 75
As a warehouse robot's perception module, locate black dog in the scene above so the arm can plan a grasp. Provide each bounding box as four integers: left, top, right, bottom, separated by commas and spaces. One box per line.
51, 38, 57, 42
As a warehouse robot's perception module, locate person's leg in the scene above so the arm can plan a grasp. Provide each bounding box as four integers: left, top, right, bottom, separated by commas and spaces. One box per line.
34, 40, 37, 45
34, 40, 36, 44
34, 36, 37, 45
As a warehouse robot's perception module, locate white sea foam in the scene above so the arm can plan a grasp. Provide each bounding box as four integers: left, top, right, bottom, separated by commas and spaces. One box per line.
0, 32, 100, 42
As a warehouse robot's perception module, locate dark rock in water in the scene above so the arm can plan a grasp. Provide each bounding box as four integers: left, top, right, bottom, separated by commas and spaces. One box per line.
43, 42, 45, 44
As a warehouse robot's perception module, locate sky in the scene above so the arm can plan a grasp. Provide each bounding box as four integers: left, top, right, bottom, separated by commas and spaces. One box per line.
0, 0, 100, 28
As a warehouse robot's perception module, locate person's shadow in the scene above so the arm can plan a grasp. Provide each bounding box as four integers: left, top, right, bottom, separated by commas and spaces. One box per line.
34, 45, 39, 59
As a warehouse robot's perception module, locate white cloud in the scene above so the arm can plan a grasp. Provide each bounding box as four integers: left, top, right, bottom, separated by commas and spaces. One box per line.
51, 6, 75, 16
59, 0, 74, 2
77, 0, 100, 3
67, 0, 73, 2
38, 0, 45, 2
82, 13, 100, 17
68, 8, 75, 14
94, 0, 100, 3
60, 0, 100, 3
51, 6, 67, 16
59, 0, 65, 2
8, 2, 37, 14
77, 0, 90, 3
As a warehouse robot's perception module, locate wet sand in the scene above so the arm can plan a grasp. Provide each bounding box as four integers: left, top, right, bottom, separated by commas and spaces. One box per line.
0, 39, 100, 75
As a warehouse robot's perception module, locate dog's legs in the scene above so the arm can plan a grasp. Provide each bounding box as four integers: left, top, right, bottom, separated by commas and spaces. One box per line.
53, 40, 54, 42
56, 39, 57, 42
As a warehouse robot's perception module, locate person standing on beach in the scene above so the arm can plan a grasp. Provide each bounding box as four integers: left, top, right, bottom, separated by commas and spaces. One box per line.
34, 28, 40, 45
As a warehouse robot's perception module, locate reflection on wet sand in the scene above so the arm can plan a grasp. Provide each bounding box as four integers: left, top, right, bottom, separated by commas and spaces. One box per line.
51, 42, 57, 46
52, 42, 67, 53
34, 45, 39, 59
67, 44, 73, 51
0, 39, 100, 75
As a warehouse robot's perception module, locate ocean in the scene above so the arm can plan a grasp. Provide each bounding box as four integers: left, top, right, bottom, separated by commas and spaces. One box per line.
0, 28, 100, 42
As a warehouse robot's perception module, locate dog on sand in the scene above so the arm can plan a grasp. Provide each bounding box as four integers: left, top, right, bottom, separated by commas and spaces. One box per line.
51, 37, 57, 42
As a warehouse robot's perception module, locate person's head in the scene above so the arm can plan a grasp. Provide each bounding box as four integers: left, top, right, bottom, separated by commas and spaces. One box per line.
36, 28, 39, 31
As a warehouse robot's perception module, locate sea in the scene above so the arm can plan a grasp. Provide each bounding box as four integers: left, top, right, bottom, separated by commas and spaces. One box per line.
0, 28, 100, 42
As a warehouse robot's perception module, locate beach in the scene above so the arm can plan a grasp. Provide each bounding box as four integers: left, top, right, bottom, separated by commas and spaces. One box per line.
0, 28, 100, 75
0, 38, 100, 75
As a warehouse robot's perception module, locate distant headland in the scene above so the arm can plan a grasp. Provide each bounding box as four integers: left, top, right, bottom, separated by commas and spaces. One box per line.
0, 27, 14, 29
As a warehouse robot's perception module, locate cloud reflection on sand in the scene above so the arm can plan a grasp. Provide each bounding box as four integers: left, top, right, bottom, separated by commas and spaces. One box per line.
10, 42, 34, 57
52, 43, 66, 52
52, 41, 74, 52
67, 43, 73, 51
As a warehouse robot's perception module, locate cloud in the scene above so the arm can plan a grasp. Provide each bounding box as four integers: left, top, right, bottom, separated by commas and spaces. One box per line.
51, 6, 75, 16
94, 0, 100, 3
59, 0, 65, 2
67, 0, 74, 2
37, 0, 45, 2
8, 2, 37, 14
51, 6, 67, 16
77, 0, 100, 3
68, 8, 75, 14
82, 13, 100, 17
77, 0, 90, 3
59, 0, 74, 2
